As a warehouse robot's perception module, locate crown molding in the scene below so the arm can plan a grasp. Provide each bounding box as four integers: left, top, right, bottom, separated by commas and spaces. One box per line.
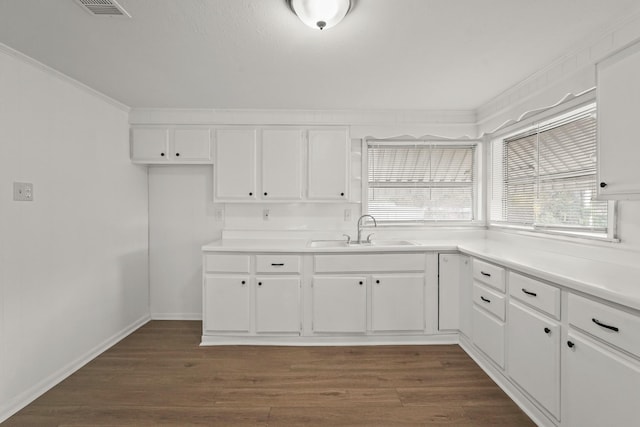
0, 42, 130, 113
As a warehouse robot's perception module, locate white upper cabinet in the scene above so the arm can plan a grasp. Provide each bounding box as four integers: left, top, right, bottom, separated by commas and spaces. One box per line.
307, 128, 350, 200
597, 40, 640, 199
173, 128, 212, 162
130, 128, 169, 162
261, 129, 303, 200
131, 127, 212, 164
215, 128, 257, 201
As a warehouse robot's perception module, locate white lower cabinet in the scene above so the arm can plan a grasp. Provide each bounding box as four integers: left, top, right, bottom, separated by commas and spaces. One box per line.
371, 274, 424, 332
472, 306, 505, 368
312, 276, 367, 333
204, 276, 250, 333
564, 331, 640, 427
255, 277, 301, 334
507, 301, 560, 420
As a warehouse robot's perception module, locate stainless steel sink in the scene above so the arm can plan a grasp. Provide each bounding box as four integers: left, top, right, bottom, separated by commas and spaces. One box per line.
308, 239, 415, 248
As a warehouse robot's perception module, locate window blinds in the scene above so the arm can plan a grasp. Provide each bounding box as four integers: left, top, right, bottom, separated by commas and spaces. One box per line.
367, 143, 476, 222
493, 103, 608, 234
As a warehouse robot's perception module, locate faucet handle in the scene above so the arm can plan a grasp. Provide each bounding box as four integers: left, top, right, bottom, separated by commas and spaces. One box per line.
366, 233, 375, 243
342, 234, 351, 244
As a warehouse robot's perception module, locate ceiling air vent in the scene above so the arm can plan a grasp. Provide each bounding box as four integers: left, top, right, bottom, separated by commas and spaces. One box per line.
75, 0, 131, 17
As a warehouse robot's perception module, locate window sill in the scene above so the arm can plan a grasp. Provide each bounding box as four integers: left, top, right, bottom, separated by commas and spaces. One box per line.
489, 223, 620, 244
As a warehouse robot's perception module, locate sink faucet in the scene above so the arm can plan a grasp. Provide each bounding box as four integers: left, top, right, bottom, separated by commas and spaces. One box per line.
357, 214, 377, 244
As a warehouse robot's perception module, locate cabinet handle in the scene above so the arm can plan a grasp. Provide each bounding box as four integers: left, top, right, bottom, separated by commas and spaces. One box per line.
271, 263, 284, 266
480, 271, 491, 277
544, 327, 551, 334
567, 340, 575, 348
258, 282, 262, 286
600, 182, 608, 188
522, 288, 537, 297
160, 152, 165, 157
592, 318, 619, 332
175, 152, 180, 157
480, 296, 491, 303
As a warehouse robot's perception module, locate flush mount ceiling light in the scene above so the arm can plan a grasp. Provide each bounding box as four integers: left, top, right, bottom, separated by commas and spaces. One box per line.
288, 0, 352, 30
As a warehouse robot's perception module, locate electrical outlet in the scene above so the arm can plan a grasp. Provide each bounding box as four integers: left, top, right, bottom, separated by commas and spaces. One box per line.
214, 207, 224, 221
344, 208, 351, 221
263, 208, 270, 221
13, 182, 34, 201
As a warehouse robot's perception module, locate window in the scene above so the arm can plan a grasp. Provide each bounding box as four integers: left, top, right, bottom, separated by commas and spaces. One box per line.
490, 102, 615, 239
366, 141, 478, 223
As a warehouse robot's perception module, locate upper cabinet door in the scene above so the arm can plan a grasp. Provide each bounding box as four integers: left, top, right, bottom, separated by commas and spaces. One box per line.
307, 129, 349, 200
261, 129, 303, 200
597, 40, 640, 199
131, 128, 169, 162
173, 128, 212, 162
215, 129, 257, 200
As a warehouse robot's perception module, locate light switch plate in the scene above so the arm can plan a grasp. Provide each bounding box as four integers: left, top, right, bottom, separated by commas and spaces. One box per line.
13, 182, 34, 201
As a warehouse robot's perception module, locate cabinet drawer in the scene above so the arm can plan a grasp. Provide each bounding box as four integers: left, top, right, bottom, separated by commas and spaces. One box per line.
509, 272, 560, 319
314, 253, 425, 273
472, 259, 505, 292
473, 282, 506, 321
204, 254, 251, 273
568, 293, 640, 356
472, 306, 505, 368
256, 255, 301, 274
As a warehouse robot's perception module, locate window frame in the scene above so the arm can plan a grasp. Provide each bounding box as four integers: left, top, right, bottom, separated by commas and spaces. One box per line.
488, 98, 618, 242
362, 138, 483, 227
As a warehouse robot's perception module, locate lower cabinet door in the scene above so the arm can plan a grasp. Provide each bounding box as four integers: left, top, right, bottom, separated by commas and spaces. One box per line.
371, 274, 424, 332
564, 332, 640, 427
472, 306, 505, 368
312, 276, 366, 333
204, 276, 250, 333
255, 277, 301, 334
507, 302, 560, 419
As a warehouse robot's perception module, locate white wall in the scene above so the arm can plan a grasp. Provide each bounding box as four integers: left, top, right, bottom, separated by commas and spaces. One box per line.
0, 46, 149, 421
148, 165, 220, 319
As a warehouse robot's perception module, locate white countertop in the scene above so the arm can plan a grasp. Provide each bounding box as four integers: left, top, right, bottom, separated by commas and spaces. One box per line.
202, 238, 640, 311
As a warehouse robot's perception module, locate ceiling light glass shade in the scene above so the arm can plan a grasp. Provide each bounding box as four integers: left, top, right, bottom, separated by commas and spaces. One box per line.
289, 0, 351, 30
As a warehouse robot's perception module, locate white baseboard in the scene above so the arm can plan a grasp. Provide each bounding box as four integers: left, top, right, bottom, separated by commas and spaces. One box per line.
151, 313, 202, 321
201, 333, 459, 346
0, 314, 150, 424
458, 336, 556, 427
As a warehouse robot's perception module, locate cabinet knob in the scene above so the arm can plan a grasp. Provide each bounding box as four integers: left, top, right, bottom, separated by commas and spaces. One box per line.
544, 327, 551, 334
600, 182, 607, 188
340, 192, 345, 196
264, 192, 267, 196
241, 280, 245, 285
175, 153, 180, 157
249, 192, 253, 196
258, 282, 262, 286
376, 279, 380, 284
567, 341, 575, 348
358, 281, 363, 285
160, 152, 165, 157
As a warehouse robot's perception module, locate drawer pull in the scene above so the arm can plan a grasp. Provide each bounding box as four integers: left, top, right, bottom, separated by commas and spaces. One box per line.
480, 296, 491, 303
522, 288, 537, 297
480, 271, 491, 277
271, 263, 285, 266
592, 318, 619, 332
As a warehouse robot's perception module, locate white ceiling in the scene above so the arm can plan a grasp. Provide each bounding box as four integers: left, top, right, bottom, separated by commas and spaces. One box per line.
1, 0, 639, 110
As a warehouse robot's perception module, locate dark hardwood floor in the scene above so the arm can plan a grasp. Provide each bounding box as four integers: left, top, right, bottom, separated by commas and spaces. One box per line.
4, 321, 535, 426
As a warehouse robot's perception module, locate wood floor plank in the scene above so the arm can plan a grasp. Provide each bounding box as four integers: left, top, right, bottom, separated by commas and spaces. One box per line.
5, 321, 535, 426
